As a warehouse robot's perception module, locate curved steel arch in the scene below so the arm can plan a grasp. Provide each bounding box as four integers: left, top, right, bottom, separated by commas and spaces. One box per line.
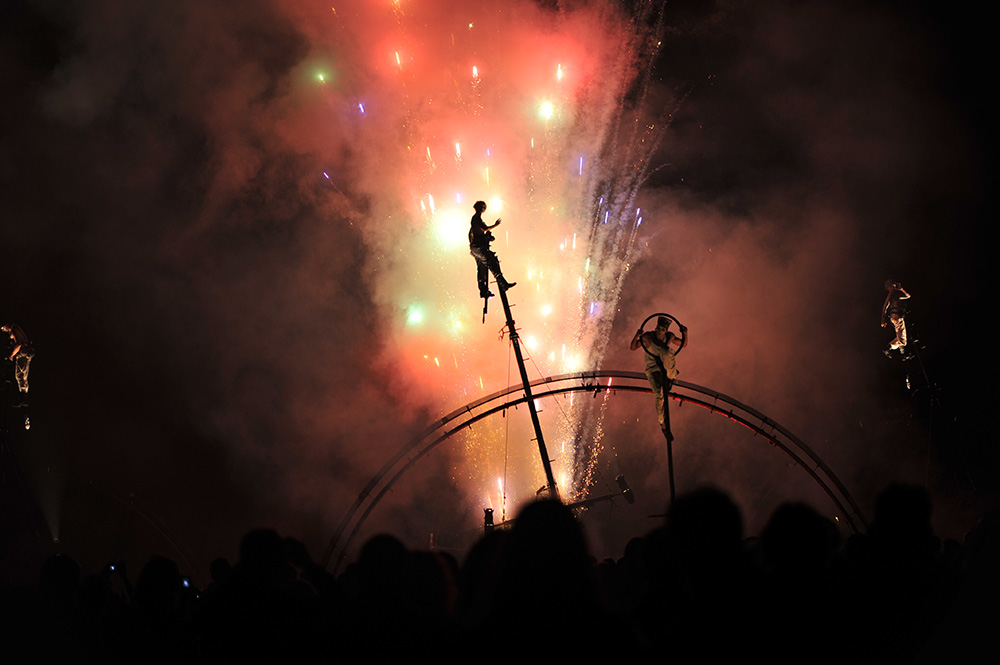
322, 371, 867, 569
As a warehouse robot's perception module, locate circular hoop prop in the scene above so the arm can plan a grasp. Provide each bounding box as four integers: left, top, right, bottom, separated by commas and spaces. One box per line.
638, 312, 687, 357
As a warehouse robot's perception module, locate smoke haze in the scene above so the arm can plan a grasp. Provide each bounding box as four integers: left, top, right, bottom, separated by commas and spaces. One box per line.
0, 0, 988, 575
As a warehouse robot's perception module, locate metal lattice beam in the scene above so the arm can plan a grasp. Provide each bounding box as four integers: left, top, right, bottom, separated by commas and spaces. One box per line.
322, 371, 867, 570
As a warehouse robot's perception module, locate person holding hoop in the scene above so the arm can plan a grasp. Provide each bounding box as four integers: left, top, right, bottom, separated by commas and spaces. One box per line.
631, 316, 687, 435
881, 279, 911, 358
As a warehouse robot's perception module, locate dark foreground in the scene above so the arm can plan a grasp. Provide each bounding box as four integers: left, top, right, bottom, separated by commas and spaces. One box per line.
3, 483, 997, 662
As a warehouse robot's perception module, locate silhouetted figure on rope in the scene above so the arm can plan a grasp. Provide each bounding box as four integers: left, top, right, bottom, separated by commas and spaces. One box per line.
469, 200, 515, 299
881, 280, 911, 358
631, 316, 686, 438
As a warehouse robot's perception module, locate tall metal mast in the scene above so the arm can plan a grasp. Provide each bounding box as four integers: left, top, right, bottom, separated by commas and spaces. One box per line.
496, 286, 559, 501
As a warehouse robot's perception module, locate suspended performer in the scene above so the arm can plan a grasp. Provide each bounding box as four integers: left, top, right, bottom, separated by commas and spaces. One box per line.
631, 317, 687, 435
469, 201, 515, 298
3, 323, 33, 396
881, 280, 911, 358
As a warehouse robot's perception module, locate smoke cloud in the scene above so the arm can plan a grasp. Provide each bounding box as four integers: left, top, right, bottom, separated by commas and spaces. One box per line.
0, 0, 986, 570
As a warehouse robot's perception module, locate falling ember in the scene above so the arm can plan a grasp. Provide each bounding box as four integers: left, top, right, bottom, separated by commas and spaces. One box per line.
556, 63, 563, 80
472, 65, 479, 78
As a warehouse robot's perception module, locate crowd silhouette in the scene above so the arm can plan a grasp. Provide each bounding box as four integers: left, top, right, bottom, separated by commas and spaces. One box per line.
3, 482, 995, 662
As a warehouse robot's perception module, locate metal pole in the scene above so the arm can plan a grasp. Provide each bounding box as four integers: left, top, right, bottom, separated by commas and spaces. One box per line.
662, 430, 676, 504
497, 286, 559, 501
662, 380, 675, 503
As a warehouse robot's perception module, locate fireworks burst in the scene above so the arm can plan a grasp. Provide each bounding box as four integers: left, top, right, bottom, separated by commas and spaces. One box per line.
318, 0, 674, 514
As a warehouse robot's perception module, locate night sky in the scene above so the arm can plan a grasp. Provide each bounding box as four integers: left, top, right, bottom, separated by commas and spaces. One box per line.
1, 0, 991, 583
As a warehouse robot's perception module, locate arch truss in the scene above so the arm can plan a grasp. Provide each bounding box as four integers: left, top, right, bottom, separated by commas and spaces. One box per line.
322, 371, 867, 569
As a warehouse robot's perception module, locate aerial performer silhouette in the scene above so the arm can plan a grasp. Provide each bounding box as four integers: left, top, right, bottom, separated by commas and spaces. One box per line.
468, 200, 516, 300
3, 322, 33, 429
631, 316, 687, 441
3, 323, 32, 397
881, 280, 911, 358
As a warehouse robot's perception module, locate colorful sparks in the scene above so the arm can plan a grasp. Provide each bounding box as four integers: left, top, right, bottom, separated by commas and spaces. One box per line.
321, 0, 670, 512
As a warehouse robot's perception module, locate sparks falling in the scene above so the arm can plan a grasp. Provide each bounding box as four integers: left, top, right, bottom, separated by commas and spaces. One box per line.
320, 0, 673, 514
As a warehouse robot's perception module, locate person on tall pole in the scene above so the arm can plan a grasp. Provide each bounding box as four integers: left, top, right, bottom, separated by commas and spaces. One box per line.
469, 201, 516, 300
881, 279, 911, 358
3, 324, 32, 400
631, 316, 687, 441
3, 323, 33, 429
467, 202, 554, 498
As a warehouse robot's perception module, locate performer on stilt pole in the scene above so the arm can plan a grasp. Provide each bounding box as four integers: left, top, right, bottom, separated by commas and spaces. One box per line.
631, 316, 686, 441
632, 314, 687, 502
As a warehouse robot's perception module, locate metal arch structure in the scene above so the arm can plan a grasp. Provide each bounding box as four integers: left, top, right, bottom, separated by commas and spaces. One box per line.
321, 370, 868, 570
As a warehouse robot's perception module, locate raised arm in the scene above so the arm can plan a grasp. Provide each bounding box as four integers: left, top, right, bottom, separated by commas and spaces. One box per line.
672, 326, 688, 351
630, 328, 645, 351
